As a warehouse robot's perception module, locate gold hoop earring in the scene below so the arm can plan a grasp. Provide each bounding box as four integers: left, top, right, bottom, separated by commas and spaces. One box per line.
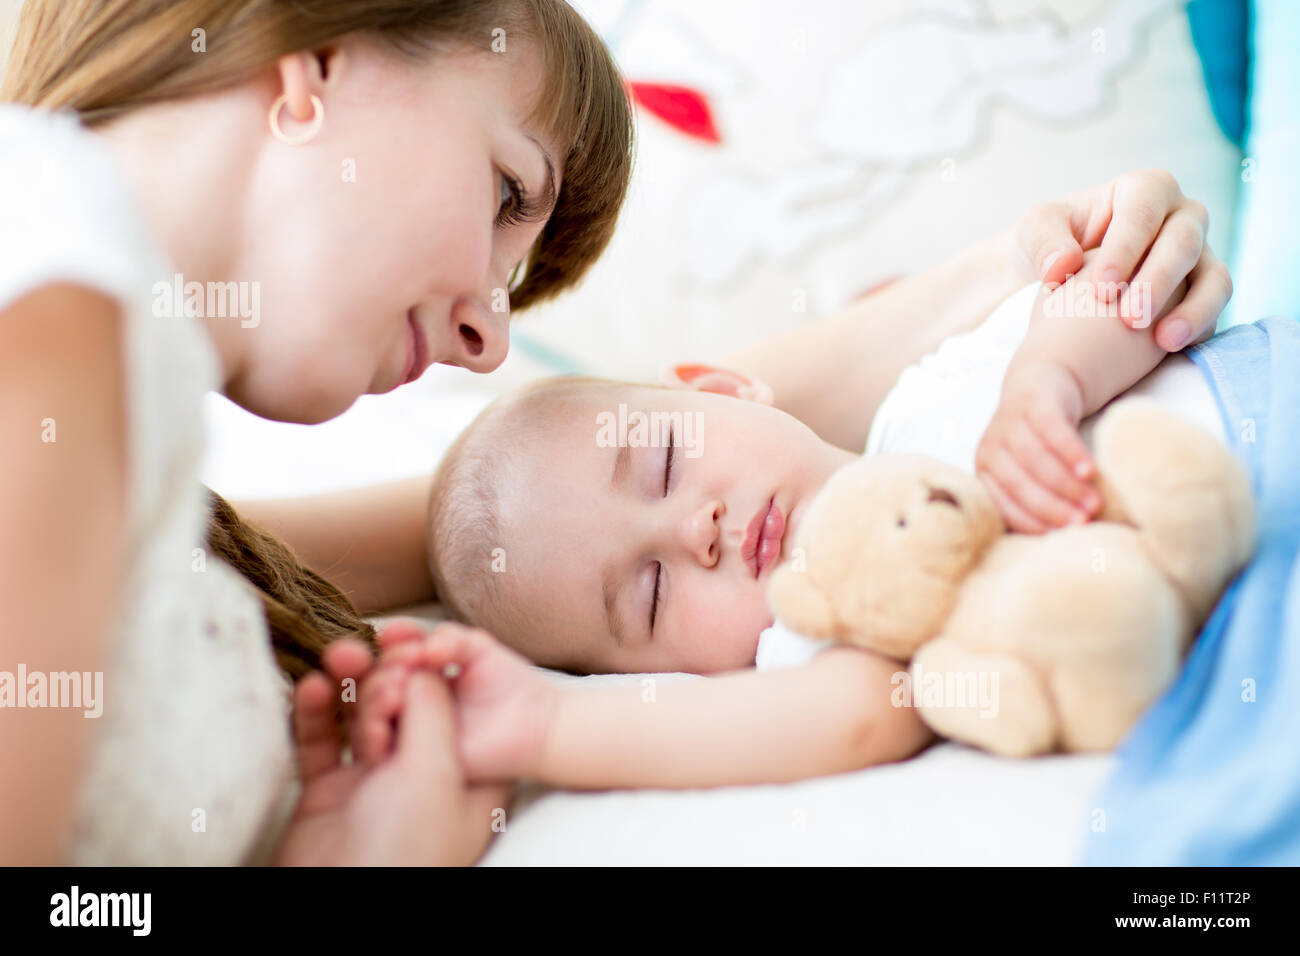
268, 93, 324, 146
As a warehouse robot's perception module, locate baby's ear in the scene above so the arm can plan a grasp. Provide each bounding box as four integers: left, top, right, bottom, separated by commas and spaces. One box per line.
659, 363, 774, 405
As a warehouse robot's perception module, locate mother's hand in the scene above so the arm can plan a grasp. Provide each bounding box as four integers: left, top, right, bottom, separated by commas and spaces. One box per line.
1015, 169, 1233, 351
274, 629, 508, 866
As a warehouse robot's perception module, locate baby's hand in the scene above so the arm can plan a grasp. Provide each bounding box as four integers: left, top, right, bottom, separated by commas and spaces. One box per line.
975, 362, 1101, 534
355, 621, 558, 783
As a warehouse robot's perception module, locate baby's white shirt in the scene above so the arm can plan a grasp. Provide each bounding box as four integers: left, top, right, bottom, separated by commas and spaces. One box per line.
755, 281, 1224, 669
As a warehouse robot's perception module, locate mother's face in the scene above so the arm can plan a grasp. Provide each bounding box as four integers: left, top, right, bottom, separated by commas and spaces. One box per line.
231, 36, 564, 424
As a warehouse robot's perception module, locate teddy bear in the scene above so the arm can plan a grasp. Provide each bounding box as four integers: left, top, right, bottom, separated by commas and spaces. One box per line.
766, 397, 1256, 757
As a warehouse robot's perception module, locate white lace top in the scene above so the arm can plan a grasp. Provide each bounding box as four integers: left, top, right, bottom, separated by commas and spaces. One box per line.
0, 106, 294, 864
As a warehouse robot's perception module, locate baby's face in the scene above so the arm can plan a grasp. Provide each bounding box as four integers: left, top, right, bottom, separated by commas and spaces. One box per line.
491, 385, 855, 673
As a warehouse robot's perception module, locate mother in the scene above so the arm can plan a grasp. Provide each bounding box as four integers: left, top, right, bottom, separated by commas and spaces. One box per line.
0, 0, 633, 865
0, 0, 1225, 864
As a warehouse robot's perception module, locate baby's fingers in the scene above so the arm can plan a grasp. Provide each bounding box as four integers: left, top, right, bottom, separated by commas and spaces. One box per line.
376, 618, 429, 651
355, 665, 409, 766
979, 467, 1046, 535
1007, 419, 1096, 517
1029, 403, 1093, 481
983, 445, 1081, 532
418, 622, 504, 677
375, 620, 461, 674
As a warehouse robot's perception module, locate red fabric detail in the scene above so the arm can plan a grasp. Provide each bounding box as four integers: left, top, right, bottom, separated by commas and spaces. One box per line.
628, 82, 722, 144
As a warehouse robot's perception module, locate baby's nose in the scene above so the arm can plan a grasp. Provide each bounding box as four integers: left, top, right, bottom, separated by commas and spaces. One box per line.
679, 500, 723, 568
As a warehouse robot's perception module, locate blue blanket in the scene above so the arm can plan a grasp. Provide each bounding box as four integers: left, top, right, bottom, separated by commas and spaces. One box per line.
1083, 317, 1300, 865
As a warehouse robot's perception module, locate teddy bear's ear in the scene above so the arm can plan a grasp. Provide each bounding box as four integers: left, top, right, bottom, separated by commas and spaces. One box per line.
768, 564, 839, 639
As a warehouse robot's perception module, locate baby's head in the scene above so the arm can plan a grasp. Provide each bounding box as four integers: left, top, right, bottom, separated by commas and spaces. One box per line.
428, 371, 853, 674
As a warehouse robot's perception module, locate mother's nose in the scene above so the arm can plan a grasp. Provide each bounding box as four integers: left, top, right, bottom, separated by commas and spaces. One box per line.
444, 296, 509, 373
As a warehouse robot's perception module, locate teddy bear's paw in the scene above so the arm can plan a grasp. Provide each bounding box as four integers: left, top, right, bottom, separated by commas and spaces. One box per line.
912, 640, 1056, 757
1050, 660, 1177, 752
1092, 396, 1256, 622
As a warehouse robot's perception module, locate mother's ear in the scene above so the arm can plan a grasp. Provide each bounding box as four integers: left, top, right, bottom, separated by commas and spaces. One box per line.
274, 45, 347, 124
659, 363, 774, 405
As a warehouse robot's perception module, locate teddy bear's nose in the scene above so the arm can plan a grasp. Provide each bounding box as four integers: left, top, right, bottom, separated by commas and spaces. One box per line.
927, 487, 960, 508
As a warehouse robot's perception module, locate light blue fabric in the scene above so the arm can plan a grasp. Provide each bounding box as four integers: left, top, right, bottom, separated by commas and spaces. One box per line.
1222, 0, 1300, 329
1083, 317, 1300, 865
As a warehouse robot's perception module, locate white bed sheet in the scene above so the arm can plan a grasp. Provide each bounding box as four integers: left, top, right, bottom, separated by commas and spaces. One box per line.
487, 746, 1112, 866
383, 606, 1113, 866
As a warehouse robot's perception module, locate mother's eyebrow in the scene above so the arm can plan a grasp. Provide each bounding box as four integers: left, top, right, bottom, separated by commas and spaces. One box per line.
601, 562, 629, 647
526, 134, 558, 217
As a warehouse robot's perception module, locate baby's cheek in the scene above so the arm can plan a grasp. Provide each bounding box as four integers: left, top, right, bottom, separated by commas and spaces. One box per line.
682, 581, 772, 671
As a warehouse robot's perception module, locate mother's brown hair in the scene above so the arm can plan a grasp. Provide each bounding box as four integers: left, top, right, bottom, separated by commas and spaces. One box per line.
3, 0, 635, 678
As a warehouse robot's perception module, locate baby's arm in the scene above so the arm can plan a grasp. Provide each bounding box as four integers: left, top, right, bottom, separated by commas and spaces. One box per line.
978, 249, 1232, 533
1012, 272, 1183, 420
727, 171, 1226, 454
725, 227, 1029, 452
391, 624, 932, 789
538, 647, 932, 789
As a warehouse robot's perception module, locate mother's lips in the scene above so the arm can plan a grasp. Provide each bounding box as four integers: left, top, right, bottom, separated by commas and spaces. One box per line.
742, 497, 785, 578
404, 310, 430, 385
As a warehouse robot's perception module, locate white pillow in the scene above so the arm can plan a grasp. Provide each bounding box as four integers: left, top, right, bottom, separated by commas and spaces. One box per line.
523, 0, 1241, 381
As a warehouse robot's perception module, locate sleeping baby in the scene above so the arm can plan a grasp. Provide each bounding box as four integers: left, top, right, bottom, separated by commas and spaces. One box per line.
365, 270, 1259, 789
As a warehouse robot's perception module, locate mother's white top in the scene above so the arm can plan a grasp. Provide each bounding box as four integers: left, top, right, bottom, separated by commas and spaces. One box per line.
0, 106, 294, 864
